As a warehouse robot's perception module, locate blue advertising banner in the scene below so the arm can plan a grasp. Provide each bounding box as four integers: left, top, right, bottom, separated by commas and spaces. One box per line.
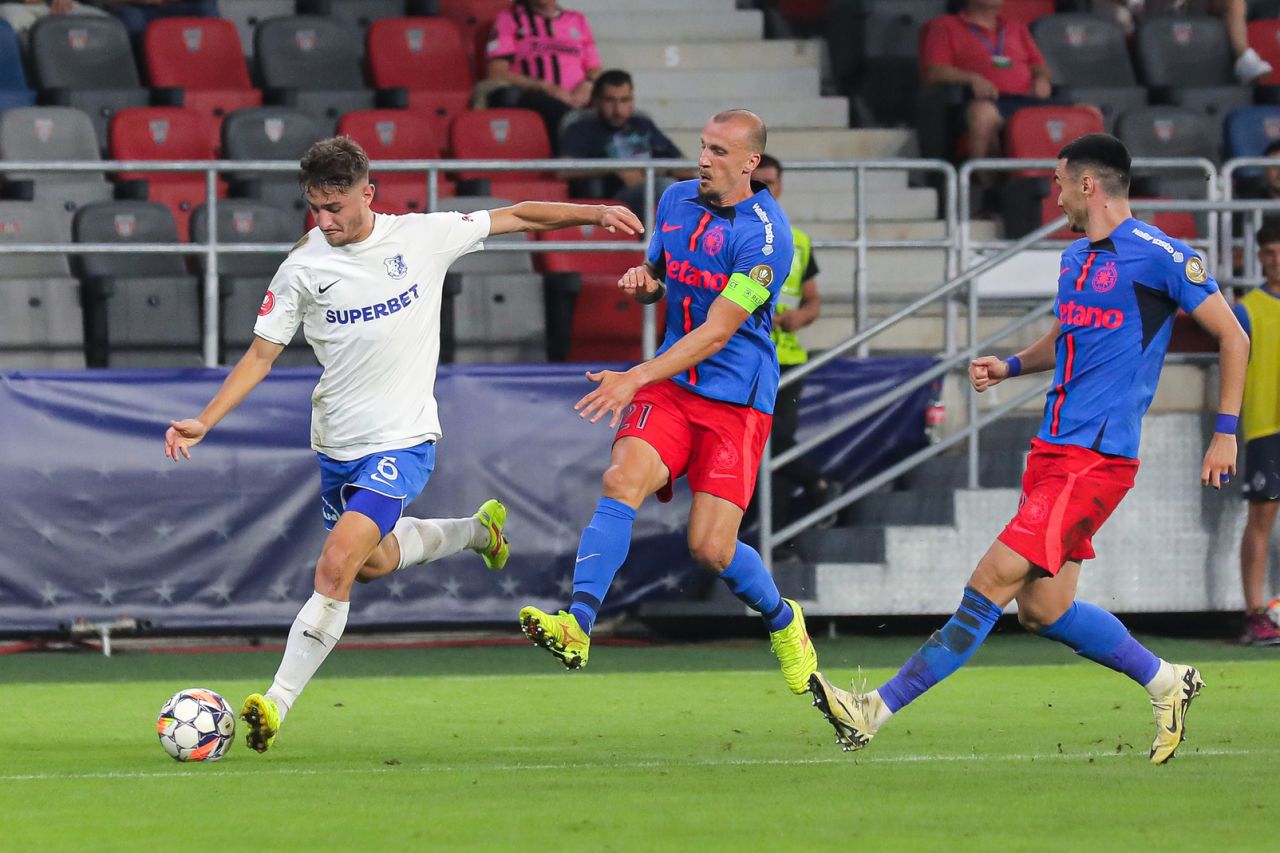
0, 358, 932, 632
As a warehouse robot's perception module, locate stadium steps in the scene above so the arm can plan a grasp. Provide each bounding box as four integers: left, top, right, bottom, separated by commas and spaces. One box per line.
599, 40, 826, 72
586, 11, 764, 42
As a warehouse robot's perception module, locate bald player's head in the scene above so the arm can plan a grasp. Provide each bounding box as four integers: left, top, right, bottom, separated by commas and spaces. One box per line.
698, 109, 768, 206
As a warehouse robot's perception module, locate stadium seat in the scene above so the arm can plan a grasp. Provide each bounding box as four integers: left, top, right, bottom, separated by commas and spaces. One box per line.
255, 16, 377, 134
1136, 16, 1250, 119
366, 17, 474, 113
29, 15, 150, 153
1030, 14, 1147, 132
1004, 104, 1105, 164
846, 0, 941, 127
143, 18, 262, 153
222, 107, 325, 217
435, 0, 512, 78
444, 195, 530, 274
0, 201, 84, 369
299, 0, 406, 52
1224, 105, 1280, 159
1000, 0, 1055, 26
1247, 19, 1280, 88
335, 109, 454, 214
189, 199, 316, 364
0, 107, 114, 235
110, 107, 226, 241
73, 200, 202, 367
450, 109, 568, 201
217, 0, 295, 59
532, 221, 644, 275
405, 91, 471, 150
1117, 107, 1217, 225
566, 275, 650, 364
0, 20, 36, 111
450, 271, 548, 363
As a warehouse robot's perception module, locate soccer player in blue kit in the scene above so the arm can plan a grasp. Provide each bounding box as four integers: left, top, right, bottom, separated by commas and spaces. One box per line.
518, 109, 820, 694
810, 134, 1249, 763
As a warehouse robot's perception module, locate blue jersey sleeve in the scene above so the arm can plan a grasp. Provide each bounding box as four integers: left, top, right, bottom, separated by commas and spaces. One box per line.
1157, 239, 1218, 314
723, 207, 792, 308
1233, 301, 1251, 338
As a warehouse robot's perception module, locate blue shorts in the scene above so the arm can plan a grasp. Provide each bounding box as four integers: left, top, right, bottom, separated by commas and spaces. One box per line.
317, 440, 436, 538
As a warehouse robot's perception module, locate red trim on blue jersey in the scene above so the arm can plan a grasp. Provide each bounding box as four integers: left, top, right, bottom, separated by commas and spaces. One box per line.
1074, 252, 1095, 291
681, 295, 697, 385
688, 212, 712, 253
1050, 332, 1076, 436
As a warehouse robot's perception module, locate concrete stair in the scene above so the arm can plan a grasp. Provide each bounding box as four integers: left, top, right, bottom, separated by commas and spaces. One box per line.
587, 10, 764, 41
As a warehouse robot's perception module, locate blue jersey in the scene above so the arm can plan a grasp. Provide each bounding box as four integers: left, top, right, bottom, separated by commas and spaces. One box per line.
1039, 217, 1219, 458
646, 179, 793, 414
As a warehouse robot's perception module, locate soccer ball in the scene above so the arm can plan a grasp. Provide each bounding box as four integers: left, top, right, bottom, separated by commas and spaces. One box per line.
157, 688, 236, 762
1267, 598, 1280, 629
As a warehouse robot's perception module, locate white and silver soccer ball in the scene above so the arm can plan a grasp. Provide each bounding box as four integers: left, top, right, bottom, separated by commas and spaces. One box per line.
157, 688, 236, 762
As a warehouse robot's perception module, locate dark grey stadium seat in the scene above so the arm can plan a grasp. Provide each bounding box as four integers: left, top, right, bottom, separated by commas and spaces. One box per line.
189, 200, 317, 365
298, 0, 406, 52
0, 201, 84, 368
0, 107, 115, 235
1136, 16, 1249, 118
1031, 14, 1148, 132
29, 15, 150, 153
444, 196, 531, 274
255, 16, 377, 133
1116, 107, 1217, 224
222, 107, 325, 216
73, 200, 201, 367
450, 272, 548, 364
217, 0, 296, 58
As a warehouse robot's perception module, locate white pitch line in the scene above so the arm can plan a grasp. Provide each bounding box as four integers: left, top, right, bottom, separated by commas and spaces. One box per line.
0, 746, 1266, 783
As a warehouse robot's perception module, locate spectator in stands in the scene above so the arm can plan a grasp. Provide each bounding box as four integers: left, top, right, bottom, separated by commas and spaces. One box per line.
0, 1, 108, 46
99, 0, 219, 38
559, 69, 691, 214
752, 153, 841, 531
920, 0, 1054, 162
485, 0, 602, 153
1240, 139, 1280, 201
1101, 0, 1272, 84
1232, 219, 1280, 646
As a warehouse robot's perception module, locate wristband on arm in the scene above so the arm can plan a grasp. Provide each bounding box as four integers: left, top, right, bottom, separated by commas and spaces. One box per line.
1003, 355, 1022, 377
636, 283, 666, 305
1214, 413, 1238, 435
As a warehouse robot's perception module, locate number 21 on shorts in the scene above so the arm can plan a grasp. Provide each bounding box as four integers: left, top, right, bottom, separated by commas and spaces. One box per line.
620, 403, 652, 431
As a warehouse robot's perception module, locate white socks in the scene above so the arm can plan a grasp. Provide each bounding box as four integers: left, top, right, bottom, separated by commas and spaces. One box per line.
866, 689, 894, 732
1144, 659, 1177, 698
392, 516, 489, 570
266, 592, 349, 722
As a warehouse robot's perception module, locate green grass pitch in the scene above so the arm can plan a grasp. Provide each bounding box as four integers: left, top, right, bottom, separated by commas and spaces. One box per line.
2, 633, 1276, 851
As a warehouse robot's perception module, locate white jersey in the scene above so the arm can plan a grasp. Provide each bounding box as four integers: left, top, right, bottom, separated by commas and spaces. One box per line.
254, 209, 490, 461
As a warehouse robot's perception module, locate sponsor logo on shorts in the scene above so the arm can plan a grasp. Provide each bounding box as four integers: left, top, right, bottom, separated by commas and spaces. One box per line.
712, 441, 740, 471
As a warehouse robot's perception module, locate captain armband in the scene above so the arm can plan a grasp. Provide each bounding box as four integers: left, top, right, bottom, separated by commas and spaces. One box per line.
722, 270, 773, 313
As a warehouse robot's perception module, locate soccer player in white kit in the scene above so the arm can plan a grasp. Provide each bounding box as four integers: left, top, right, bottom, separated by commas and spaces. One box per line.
163, 137, 644, 752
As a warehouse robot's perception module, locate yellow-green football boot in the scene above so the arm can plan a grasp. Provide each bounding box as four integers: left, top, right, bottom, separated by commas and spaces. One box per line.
519, 606, 590, 669
769, 598, 818, 694
1149, 664, 1205, 765
474, 499, 510, 570
240, 693, 281, 754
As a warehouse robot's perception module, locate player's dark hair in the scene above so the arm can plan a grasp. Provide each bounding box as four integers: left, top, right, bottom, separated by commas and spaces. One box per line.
591, 69, 632, 101
298, 136, 369, 193
1057, 133, 1131, 196
1256, 218, 1280, 247
712, 109, 767, 154
757, 153, 782, 175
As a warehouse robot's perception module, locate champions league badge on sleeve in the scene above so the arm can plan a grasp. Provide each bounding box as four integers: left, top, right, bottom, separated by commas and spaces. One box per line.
384, 254, 408, 280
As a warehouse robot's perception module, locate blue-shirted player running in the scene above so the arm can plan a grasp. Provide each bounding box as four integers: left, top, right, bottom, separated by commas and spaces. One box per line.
519, 109, 819, 694
810, 133, 1249, 763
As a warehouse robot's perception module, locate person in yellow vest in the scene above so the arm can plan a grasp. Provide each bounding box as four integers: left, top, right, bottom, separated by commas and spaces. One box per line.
754, 154, 841, 530
1233, 220, 1280, 645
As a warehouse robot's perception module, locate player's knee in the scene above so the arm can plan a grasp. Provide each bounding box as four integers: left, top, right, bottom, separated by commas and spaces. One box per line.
688, 539, 734, 574
1016, 607, 1052, 633
600, 463, 647, 504
315, 545, 358, 596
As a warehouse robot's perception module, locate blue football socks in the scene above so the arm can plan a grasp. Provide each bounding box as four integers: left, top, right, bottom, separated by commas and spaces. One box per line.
566, 497, 636, 636
720, 541, 794, 632
1036, 601, 1160, 685
878, 587, 1003, 713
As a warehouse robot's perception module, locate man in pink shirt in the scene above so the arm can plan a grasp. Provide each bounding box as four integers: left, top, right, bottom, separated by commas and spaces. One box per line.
920, 0, 1053, 161
485, 0, 602, 152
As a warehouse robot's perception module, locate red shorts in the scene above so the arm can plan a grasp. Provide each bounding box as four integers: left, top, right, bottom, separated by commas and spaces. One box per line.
614, 380, 772, 510
997, 438, 1139, 574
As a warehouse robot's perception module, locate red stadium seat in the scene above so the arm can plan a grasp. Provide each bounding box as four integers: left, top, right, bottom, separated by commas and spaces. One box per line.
143, 18, 262, 153
1000, 0, 1056, 27
1038, 192, 1075, 240
436, 0, 511, 77
1247, 19, 1280, 87
450, 108, 568, 200
110, 107, 226, 241
366, 18, 474, 98
567, 274, 664, 363
532, 218, 644, 275
335, 109, 454, 214
406, 91, 471, 150
777, 0, 829, 23
1005, 105, 1105, 169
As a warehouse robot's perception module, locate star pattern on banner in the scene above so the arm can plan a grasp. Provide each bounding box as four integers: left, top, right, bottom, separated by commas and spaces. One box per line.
386, 577, 408, 600
39, 581, 60, 606
660, 572, 682, 591
36, 523, 58, 544
441, 577, 462, 598
155, 581, 176, 605
154, 521, 176, 541
268, 579, 292, 602
89, 520, 117, 542
556, 575, 574, 597
208, 580, 234, 604
498, 576, 520, 597
95, 579, 119, 606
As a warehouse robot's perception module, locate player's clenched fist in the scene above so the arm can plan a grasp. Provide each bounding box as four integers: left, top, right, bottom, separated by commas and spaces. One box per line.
164, 418, 208, 461
618, 264, 661, 299
598, 205, 644, 236
969, 355, 1010, 393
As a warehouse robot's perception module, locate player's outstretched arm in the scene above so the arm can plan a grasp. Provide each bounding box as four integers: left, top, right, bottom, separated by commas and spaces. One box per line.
576, 296, 747, 427
1192, 291, 1249, 488
969, 320, 1060, 392
487, 201, 644, 236
164, 337, 285, 461
618, 262, 665, 304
